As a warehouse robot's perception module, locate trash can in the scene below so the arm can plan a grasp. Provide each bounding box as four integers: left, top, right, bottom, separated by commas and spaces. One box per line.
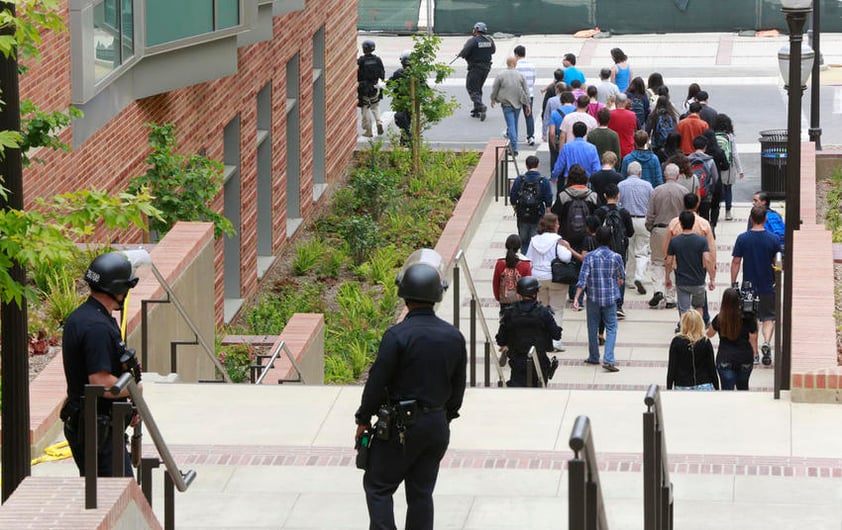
758, 129, 787, 200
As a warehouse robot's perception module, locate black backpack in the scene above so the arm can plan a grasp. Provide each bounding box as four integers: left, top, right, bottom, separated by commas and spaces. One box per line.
602, 207, 628, 260
515, 177, 544, 222
563, 191, 589, 243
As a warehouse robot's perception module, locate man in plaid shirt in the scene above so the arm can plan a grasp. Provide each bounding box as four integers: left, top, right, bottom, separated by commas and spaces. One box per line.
573, 225, 625, 372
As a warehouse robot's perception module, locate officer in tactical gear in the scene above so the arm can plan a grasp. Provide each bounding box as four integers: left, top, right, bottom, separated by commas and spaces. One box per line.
496, 276, 562, 387
61, 251, 142, 477
355, 249, 467, 530
458, 21, 495, 121
358, 39, 385, 137
388, 50, 413, 146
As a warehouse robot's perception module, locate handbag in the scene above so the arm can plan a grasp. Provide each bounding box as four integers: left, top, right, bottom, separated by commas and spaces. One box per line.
551, 245, 578, 284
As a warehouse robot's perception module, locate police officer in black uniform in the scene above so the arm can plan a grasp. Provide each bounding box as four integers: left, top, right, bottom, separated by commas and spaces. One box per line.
358, 39, 386, 137
388, 50, 413, 146
496, 276, 562, 387
458, 22, 495, 121
61, 251, 141, 477
355, 249, 467, 530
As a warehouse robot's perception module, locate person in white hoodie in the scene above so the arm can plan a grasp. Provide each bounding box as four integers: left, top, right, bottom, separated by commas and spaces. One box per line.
526, 213, 574, 351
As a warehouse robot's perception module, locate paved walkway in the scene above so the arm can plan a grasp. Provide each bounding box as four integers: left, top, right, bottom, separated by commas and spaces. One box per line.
31, 191, 842, 529
28, 30, 842, 530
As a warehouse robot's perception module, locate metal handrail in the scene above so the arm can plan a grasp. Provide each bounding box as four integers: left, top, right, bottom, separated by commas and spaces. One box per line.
494, 142, 521, 205
525, 345, 546, 388
111, 373, 197, 493
568, 415, 609, 530
643, 384, 673, 530
253, 340, 305, 385
452, 249, 505, 387
136, 254, 232, 383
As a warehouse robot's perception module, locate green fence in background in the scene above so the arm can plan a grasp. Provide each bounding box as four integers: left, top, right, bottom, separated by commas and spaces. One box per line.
355, 0, 842, 35
358, 0, 422, 32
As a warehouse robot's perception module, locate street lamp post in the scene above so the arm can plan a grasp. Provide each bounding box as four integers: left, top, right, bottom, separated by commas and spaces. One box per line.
778, 0, 813, 392
808, 5, 822, 150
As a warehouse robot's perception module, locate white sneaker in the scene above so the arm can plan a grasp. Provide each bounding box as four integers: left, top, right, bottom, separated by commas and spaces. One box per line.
552, 340, 566, 352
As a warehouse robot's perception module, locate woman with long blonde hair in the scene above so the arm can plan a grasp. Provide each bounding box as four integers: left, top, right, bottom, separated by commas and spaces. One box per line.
667, 310, 718, 390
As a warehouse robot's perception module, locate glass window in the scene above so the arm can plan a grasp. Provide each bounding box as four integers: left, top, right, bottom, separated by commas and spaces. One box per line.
146, 0, 241, 47
217, 0, 239, 30
93, 0, 134, 82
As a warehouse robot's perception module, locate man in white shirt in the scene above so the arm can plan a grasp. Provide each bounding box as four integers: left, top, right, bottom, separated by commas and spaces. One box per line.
559, 95, 598, 145
514, 45, 537, 146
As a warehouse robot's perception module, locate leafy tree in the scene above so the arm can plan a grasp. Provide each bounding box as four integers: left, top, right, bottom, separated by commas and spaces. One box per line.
0, 1, 159, 306
127, 122, 235, 240
385, 34, 457, 175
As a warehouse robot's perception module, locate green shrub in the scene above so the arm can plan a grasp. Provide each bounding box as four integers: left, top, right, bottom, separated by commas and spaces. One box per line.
342, 215, 380, 265
354, 245, 401, 285
825, 168, 842, 243
245, 282, 325, 335
218, 343, 255, 383
292, 239, 325, 276
349, 168, 399, 220
42, 269, 84, 325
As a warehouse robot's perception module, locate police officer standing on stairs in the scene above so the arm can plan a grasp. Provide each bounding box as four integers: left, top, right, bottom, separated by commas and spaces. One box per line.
496, 276, 562, 387
458, 22, 495, 121
355, 249, 467, 530
358, 39, 385, 137
61, 251, 142, 477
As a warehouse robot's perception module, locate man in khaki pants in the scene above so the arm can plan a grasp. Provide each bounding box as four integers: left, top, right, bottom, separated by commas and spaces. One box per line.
645, 164, 685, 309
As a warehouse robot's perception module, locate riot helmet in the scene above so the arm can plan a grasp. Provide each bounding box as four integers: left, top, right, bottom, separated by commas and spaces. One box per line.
84, 251, 139, 298
396, 249, 448, 304
516, 276, 540, 298
473, 22, 488, 34
362, 40, 376, 54
399, 50, 411, 68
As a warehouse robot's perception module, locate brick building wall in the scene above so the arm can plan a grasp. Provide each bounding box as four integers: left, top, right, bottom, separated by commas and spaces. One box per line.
20, 0, 359, 325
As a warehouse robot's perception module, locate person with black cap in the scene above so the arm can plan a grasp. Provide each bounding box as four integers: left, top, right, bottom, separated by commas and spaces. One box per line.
458, 22, 496, 121
355, 249, 467, 530
61, 251, 141, 477
496, 276, 562, 387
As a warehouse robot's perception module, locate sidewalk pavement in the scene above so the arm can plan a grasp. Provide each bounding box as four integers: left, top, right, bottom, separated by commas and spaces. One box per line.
31, 189, 842, 528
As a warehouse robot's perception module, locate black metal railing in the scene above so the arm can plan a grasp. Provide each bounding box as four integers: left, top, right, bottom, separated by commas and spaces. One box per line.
643, 384, 673, 530
494, 141, 520, 205
84, 374, 196, 529
568, 415, 609, 530
451, 249, 505, 387
773, 253, 787, 398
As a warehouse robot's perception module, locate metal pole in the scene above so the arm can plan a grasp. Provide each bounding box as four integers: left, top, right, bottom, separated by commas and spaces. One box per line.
426, 0, 433, 35
140, 458, 160, 504
0, 1, 30, 502
111, 403, 134, 477
809, 2, 822, 150
782, 6, 809, 394
164, 470, 175, 530
568, 459, 587, 530
774, 265, 783, 398
84, 385, 105, 509
469, 298, 477, 387
643, 411, 656, 529
484, 341, 491, 387
453, 263, 460, 328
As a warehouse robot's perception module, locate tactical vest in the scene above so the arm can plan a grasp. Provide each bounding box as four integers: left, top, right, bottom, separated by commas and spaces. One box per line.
504, 303, 551, 355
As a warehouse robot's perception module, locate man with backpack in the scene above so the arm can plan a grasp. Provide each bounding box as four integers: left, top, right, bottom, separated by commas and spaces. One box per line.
510, 155, 553, 253
620, 130, 663, 187
496, 276, 562, 387
595, 183, 634, 319
551, 165, 599, 305
687, 135, 719, 224
547, 91, 576, 175
677, 102, 708, 155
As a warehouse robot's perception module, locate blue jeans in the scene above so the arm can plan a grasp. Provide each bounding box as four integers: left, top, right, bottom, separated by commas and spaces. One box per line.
586, 299, 617, 364
517, 220, 538, 254
722, 183, 733, 211
717, 362, 752, 390
502, 105, 521, 154
522, 97, 534, 140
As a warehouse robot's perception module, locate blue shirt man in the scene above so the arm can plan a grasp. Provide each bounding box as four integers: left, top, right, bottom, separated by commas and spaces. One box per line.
573, 226, 625, 371
552, 121, 601, 182
563, 53, 586, 85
